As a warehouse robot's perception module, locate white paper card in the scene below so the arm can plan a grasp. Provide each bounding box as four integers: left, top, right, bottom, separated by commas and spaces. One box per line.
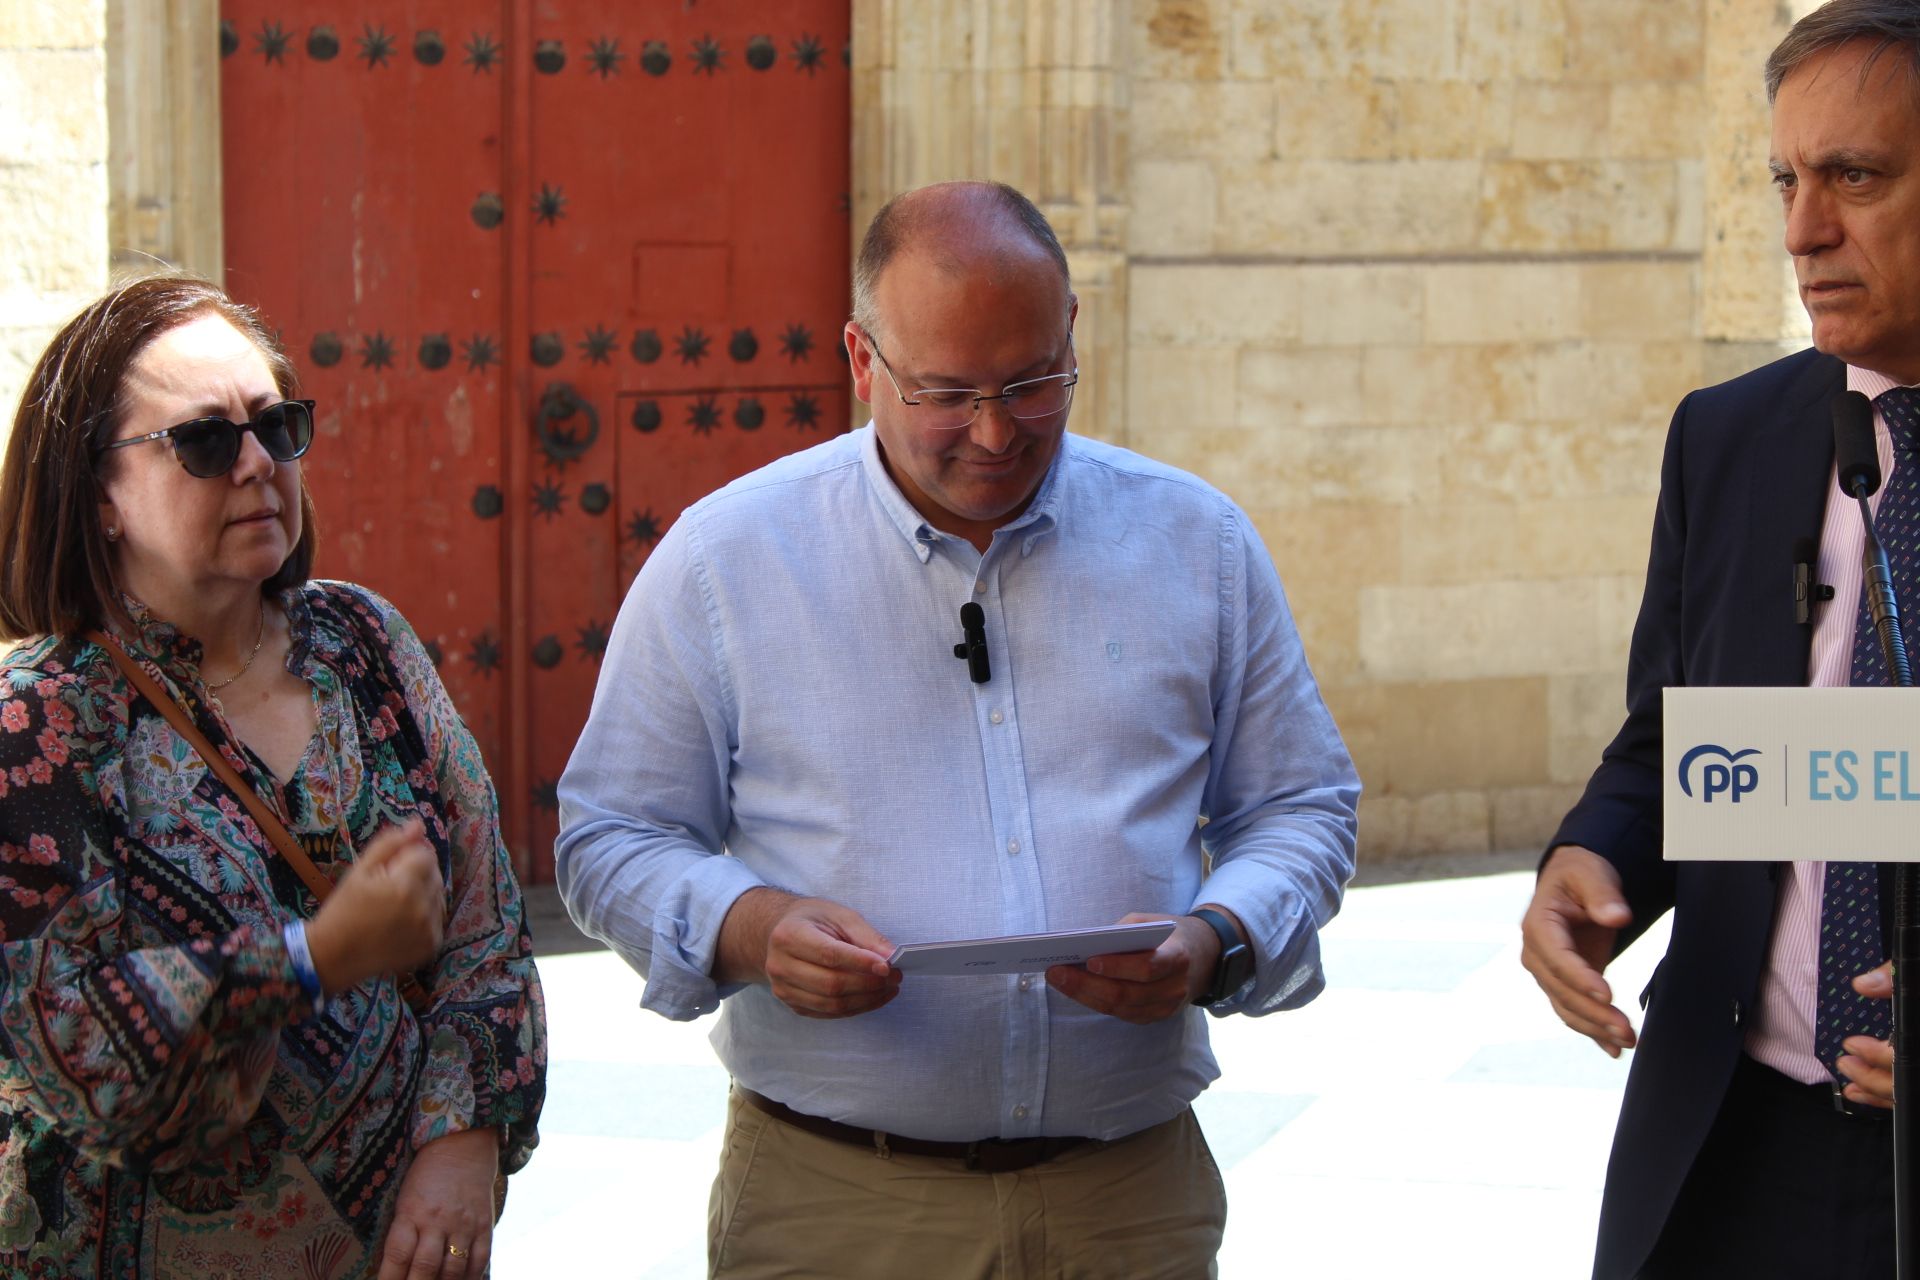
887, 921, 1177, 974
1664, 685, 1920, 861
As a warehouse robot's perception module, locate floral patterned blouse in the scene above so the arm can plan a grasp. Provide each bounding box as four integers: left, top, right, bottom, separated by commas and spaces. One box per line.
0, 581, 545, 1279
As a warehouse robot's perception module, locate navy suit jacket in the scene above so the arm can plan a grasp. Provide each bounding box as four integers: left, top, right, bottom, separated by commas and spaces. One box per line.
1549, 347, 1894, 1280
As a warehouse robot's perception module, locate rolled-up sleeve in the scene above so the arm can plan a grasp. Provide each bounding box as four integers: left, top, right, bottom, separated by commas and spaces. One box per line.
555, 515, 766, 1020
1192, 508, 1360, 1016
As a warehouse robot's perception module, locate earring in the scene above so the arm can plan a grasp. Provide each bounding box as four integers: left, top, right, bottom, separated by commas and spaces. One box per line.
104, 526, 119, 541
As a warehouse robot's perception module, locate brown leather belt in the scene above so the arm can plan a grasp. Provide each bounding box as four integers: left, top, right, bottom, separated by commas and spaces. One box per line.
734, 1086, 1097, 1173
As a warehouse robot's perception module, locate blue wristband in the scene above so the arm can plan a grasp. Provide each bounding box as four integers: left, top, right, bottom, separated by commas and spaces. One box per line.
281, 920, 327, 1018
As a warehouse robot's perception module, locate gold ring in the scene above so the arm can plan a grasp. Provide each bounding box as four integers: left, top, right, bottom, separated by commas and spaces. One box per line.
447, 1243, 468, 1259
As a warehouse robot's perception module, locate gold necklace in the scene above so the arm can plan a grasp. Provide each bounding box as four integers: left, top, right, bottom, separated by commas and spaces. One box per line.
205, 601, 268, 692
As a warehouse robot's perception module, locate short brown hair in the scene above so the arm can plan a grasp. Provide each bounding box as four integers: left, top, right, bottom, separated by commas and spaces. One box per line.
1766, 0, 1920, 102
0, 275, 317, 640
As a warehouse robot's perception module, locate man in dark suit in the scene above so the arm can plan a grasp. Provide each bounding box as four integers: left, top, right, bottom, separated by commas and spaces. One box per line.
1520, 4, 1920, 1276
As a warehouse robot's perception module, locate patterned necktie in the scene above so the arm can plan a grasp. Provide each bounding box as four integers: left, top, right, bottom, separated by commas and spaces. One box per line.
1821, 386, 1920, 1078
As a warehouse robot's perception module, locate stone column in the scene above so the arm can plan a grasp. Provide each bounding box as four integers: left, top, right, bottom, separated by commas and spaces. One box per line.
1700, 0, 1815, 384
106, 0, 222, 281
0, 1, 110, 435
850, 1, 1130, 442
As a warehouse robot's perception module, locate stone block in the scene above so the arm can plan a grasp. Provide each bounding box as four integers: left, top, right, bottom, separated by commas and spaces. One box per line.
1563, 0, 1705, 81
1323, 676, 1549, 794
1490, 784, 1586, 851
1359, 343, 1537, 427
0, 163, 108, 297
1236, 347, 1366, 428
1479, 160, 1691, 253
1608, 82, 1708, 161
1356, 790, 1492, 860
0, 48, 106, 166
1421, 262, 1583, 345
1128, 159, 1217, 256
1550, 671, 1629, 785
1358, 574, 1638, 683
1292, 264, 1425, 346
1131, 0, 1229, 80
1229, 0, 1461, 81
1529, 341, 1703, 424
1398, 496, 1656, 586
1458, 0, 1568, 81
1392, 79, 1515, 160
1509, 83, 1612, 161
1127, 264, 1300, 345
1218, 160, 1483, 257
1273, 79, 1396, 161
1134, 78, 1276, 161
1246, 503, 1404, 591
1142, 423, 1439, 510
0, 0, 103, 48
1578, 261, 1701, 342
1700, 339, 1805, 388
1431, 421, 1667, 503
1126, 345, 1238, 435
1273, 575, 1365, 685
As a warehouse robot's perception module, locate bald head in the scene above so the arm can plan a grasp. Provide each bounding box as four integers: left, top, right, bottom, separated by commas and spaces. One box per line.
852, 182, 1071, 345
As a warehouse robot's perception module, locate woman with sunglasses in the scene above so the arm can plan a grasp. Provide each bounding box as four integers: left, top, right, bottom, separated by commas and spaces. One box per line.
0, 275, 545, 1279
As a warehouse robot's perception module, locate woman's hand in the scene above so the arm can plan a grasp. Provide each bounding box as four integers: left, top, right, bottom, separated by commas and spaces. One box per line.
378, 1126, 500, 1278
305, 817, 445, 993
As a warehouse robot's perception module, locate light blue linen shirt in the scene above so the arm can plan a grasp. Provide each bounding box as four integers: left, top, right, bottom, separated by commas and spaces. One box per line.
556, 425, 1358, 1142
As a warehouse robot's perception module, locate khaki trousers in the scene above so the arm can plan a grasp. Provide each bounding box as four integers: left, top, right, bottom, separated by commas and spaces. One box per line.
707, 1090, 1226, 1280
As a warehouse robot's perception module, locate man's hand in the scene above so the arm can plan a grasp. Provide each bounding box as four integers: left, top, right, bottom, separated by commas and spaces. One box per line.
1520, 845, 1638, 1057
377, 1126, 499, 1279
1046, 911, 1229, 1025
1838, 961, 1896, 1109
715, 888, 901, 1019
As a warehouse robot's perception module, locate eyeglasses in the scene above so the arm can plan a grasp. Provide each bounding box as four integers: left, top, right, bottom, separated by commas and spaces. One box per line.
94, 399, 315, 479
862, 332, 1078, 432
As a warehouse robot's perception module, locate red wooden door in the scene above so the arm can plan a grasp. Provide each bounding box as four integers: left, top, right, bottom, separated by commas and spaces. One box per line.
220, 2, 852, 881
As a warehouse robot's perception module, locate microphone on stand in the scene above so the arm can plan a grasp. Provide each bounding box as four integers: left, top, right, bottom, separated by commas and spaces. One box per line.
1834, 390, 1913, 685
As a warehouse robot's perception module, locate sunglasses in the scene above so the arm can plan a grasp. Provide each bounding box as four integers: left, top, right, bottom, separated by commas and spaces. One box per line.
94, 399, 316, 479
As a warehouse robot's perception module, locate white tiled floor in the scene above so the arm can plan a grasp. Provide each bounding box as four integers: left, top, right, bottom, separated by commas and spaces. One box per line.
497, 869, 1672, 1279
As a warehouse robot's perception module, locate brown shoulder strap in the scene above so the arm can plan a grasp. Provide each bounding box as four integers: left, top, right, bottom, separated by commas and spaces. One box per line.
86, 629, 335, 903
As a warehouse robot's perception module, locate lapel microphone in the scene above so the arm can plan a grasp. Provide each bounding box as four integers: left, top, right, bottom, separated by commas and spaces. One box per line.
1792, 535, 1833, 626
953, 602, 991, 683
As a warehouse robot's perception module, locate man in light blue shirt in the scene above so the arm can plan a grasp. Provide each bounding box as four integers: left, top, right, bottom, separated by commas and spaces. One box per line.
557, 180, 1358, 1279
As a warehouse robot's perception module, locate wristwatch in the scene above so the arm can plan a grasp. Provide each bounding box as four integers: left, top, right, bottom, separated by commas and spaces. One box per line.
1190, 907, 1253, 1007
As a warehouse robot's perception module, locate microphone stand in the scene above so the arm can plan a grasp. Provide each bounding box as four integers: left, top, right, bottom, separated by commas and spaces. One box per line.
1847, 477, 1919, 1279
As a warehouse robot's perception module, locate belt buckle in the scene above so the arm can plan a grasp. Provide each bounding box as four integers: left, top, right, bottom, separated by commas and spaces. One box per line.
1831, 1079, 1858, 1117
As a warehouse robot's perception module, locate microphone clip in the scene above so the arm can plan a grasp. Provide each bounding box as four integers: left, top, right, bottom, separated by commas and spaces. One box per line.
1794, 560, 1835, 626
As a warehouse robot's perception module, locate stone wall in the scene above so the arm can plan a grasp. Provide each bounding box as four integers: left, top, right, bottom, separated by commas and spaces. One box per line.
859, 0, 1817, 861
0, 1, 109, 438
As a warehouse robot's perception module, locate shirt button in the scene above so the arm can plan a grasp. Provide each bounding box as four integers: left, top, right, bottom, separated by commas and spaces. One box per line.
1013, 1104, 1029, 1120
974, 580, 986, 594
1018, 975, 1033, 992
1007, 839, 1021, 855
990, 710, 1004, 725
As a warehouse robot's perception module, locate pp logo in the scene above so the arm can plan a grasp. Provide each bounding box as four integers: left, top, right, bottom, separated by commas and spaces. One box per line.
1677, 744, 1762, 803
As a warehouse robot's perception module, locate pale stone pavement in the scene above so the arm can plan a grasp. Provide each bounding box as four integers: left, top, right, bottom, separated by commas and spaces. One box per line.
498, 865, 1671, 1279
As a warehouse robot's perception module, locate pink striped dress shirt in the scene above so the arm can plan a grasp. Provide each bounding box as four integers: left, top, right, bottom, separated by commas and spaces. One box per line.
1744, 365, 1913, 1083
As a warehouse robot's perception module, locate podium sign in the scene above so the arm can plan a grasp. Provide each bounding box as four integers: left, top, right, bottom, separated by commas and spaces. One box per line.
1664, 686, 1920, 861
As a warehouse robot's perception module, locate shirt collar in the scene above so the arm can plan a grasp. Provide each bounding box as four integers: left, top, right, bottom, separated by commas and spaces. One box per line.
857, 423, 1066, 564
1848, 365, 1920, 401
